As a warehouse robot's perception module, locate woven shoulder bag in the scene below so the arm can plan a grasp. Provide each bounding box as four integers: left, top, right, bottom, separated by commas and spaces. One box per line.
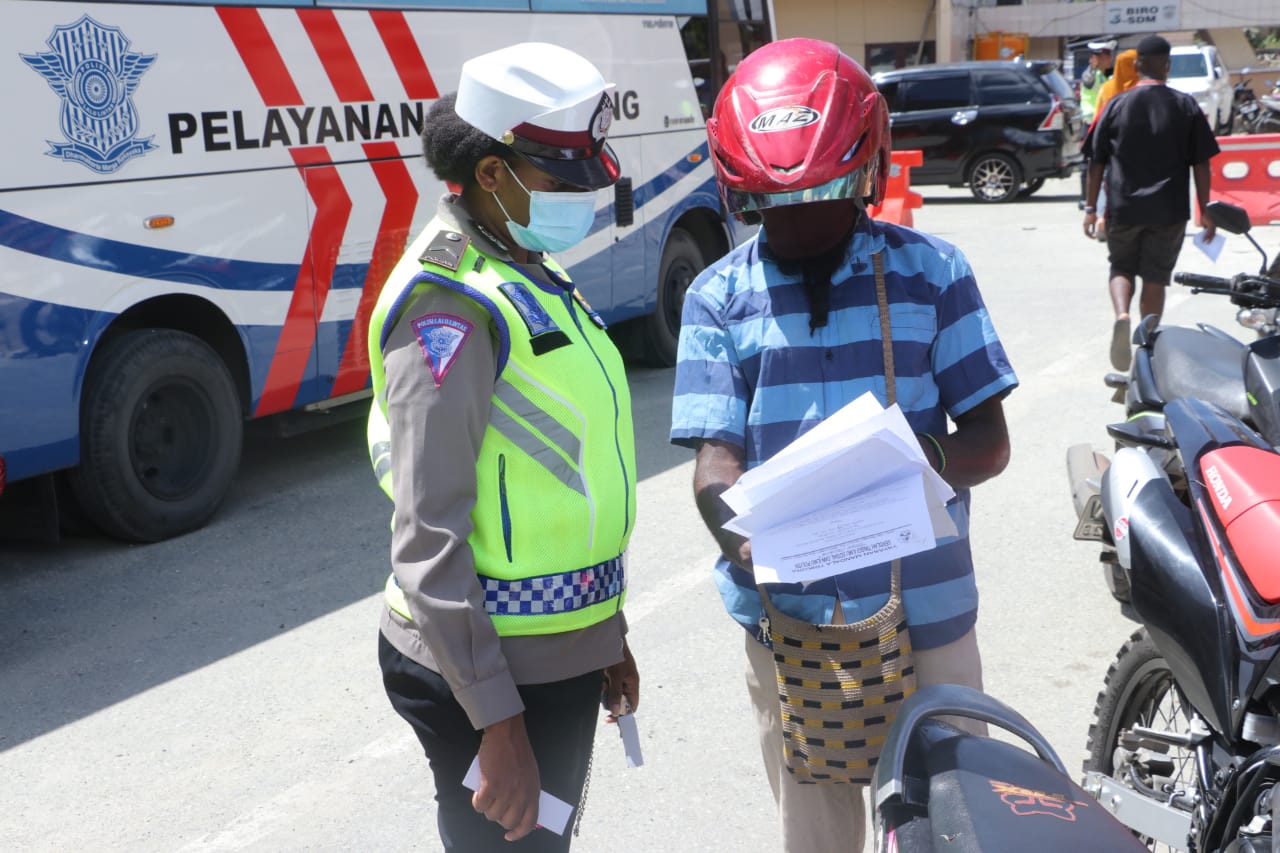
758, 251, 918, 784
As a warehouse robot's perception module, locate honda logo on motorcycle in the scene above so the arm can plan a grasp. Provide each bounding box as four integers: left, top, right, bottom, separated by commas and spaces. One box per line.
1205, 464, 1233, 510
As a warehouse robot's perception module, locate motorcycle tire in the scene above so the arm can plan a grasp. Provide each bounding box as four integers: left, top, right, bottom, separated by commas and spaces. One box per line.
1084, 628, 1195, 852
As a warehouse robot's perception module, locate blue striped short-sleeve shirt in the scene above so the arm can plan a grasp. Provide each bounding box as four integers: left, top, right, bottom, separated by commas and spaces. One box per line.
670, 216, 1018, 650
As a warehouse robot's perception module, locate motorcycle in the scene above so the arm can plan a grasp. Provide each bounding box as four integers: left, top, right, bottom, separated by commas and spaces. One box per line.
1063, 202, 1280, 850
1067, 200, 1280, 604
1069, 395, 1280, 852
1233, 77, 1280, 135
873, 684, 1147, 851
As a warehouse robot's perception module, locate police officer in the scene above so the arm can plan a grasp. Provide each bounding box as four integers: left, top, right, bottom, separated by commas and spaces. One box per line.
1080, 39, 1117, 125
1079, 38, 1116, 198
367, 42, 640, 852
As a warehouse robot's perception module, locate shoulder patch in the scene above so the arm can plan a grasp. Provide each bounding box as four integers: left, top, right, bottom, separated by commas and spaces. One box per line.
411, 313, 474, 386
498, 282, 572, 355
418, 230, 470, 272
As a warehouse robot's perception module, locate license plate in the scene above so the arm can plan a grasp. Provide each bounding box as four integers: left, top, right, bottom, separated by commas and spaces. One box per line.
1074, 493, 1105, 541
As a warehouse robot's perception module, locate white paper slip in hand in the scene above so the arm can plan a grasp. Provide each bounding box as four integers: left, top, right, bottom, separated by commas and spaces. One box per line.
616, 712, 644, 768
462, 756, 575, 836
1194, 228, 1226, 262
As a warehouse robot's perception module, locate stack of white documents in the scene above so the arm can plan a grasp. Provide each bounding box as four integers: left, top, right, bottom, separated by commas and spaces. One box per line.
722, 392, 957, 585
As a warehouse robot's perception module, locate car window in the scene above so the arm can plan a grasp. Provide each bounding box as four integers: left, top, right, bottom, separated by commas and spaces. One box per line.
1170, 53, 1208, 79
876, 79, 901, 110
976, 70, 1047, 105
899, 74, 971, 111
1038, 68, 1076, 102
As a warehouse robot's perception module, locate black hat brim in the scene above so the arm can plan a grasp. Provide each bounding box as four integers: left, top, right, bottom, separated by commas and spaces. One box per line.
523, 142, 621, 190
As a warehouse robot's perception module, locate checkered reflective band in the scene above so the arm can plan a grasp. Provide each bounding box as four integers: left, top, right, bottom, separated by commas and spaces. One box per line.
478, 556, 624, 615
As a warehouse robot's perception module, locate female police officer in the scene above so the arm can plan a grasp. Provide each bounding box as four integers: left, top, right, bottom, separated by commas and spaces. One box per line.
366, 43, 640, 852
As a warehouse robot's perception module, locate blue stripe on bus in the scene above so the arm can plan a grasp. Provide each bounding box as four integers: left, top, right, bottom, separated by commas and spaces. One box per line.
1, 144, 710, 294
0, 207, 325, 292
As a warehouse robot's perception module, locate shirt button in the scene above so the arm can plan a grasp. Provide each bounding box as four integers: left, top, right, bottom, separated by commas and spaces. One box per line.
825, 349, 833, 361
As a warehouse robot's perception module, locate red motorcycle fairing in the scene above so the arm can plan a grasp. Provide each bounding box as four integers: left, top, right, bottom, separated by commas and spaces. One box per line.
1199, 446, 1280, 605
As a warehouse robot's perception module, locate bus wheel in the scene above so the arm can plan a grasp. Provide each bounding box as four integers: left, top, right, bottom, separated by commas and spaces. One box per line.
69, 329, 243, 542
636, 227, 704, 367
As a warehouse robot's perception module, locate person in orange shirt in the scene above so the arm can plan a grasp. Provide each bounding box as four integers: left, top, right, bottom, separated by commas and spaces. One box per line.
1093, 49, 1139, 125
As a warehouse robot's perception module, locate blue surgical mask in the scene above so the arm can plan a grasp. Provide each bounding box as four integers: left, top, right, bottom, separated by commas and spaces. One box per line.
493, 164, 597, 254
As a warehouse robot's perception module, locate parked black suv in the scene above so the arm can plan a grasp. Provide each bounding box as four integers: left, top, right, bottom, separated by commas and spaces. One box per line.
873, 61, 1084, 203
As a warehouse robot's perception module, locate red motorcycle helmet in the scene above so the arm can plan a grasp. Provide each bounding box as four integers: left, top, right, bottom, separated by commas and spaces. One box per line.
707, 38, 891, 214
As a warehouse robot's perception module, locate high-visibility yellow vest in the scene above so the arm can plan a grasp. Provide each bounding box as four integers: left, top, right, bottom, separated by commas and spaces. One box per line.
367, 221, 636, 637
1081, 71, 1108, 121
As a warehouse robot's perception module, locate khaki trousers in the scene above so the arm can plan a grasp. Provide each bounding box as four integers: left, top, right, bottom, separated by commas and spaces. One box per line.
744, 628, 984, 853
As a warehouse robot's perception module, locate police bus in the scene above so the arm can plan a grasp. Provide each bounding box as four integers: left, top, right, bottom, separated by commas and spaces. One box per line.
0, 0, 773, 542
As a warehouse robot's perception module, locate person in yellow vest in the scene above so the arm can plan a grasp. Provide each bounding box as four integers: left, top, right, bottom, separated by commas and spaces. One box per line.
366, 42, 639, 852
1078, 39, 1116, 200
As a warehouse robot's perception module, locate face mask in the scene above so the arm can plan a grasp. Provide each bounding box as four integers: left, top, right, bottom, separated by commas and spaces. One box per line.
492, 164, 597, 254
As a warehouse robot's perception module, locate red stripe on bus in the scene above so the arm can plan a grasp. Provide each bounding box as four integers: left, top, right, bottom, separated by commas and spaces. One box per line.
217, 7, 303, 106
255, 147, 354, 416
330, 144, 420, 397
298, 9, 374, 103
369, 10, 439, 101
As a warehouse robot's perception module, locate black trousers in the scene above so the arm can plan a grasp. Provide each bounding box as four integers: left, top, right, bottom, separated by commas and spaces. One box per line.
379, 633, 603, 852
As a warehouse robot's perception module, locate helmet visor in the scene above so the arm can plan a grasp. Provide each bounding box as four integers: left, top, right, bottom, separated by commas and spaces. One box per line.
721, 167, 873, 214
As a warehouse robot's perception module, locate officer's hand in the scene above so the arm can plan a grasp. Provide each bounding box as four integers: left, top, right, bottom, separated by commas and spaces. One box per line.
474, 714, 540, 841
603, 640, 640, 720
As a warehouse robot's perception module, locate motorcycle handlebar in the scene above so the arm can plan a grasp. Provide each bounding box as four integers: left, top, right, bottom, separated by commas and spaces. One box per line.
1174, 271, 1231, 289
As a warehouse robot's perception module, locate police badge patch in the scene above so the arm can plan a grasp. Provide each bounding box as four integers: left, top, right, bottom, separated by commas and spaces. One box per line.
21, 16, 158, 174
412, 313, 474, 387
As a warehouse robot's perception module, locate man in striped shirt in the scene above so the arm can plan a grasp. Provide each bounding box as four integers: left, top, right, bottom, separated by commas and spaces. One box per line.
669, 39, 1018, 853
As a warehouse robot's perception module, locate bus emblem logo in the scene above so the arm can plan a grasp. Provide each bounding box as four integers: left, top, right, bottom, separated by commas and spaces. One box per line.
21, 16, 158, 174
748, 106, 820, 134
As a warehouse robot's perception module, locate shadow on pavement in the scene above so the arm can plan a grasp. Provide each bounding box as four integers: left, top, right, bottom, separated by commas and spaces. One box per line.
0, 363, 685, 750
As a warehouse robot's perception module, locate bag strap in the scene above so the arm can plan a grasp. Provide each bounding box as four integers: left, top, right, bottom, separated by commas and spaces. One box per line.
874, 251, 895, 407
757, 251, 902, 616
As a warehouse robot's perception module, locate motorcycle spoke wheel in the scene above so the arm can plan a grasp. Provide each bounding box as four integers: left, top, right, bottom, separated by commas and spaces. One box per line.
1085, 629, 1196, 852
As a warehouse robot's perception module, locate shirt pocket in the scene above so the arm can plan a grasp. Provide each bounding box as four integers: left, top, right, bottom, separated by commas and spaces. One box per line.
892, 303, 937, 338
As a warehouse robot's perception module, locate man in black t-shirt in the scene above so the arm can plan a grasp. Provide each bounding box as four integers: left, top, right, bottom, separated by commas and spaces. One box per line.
1082, 35, 1219, 371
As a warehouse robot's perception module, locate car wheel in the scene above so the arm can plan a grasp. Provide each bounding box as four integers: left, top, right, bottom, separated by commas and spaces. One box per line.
1018, 177, 1046, 197
968, 153, 1022, 203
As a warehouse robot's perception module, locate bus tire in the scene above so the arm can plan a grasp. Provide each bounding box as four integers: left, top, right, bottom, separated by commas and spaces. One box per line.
69, 329, 243, 543
634, 227, 704, 367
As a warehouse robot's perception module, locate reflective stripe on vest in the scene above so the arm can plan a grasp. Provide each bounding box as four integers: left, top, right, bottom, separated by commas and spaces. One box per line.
384, 555, 626, 636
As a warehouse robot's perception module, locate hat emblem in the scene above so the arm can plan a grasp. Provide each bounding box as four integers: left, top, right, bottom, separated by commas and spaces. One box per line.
590, 93, 614, 143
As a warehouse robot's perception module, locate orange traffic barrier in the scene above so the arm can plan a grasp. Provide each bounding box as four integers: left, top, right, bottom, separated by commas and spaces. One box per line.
1208, 134, 1280, 226
869, 149, 924, 227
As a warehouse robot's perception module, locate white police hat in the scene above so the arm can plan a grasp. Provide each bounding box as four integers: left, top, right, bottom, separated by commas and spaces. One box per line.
455, 42, 620, 190
1087, 39, 1118, 53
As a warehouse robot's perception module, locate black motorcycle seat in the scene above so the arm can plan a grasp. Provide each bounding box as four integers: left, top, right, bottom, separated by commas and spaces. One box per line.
1152, 327, 1249, 422
922, 732, 1148, 851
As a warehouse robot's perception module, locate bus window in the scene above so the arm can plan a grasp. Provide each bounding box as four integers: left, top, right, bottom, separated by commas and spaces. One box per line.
715, 0, 770, 76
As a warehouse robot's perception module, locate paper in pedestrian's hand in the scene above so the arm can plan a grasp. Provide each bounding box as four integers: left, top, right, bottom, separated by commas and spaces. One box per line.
722, 392, 956, 585
1194, 228, 1225, 262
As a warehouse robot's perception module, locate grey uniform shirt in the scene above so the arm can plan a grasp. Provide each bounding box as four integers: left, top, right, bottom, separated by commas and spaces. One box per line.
378, 196, 627, 731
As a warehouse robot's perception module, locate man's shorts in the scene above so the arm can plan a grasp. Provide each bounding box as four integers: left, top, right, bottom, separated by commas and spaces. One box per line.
1106, 222, 1187, 283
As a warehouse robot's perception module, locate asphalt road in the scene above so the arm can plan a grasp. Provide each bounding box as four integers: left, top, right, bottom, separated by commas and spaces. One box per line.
2, 179, 1272, 852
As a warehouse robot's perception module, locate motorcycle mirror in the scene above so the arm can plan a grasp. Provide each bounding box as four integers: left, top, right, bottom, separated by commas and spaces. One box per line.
1206, 201, 1251, 235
